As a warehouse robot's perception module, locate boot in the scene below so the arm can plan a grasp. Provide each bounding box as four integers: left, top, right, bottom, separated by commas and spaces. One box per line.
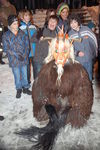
0, 53, 5, 65
0, 60, 5, 64
16, 89, 22, 98
0, 115, 4, 121
23, 88, 32, 95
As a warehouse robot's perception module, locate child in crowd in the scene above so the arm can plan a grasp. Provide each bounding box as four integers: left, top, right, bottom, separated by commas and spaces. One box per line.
56, 2, 70, 33
32, 15, 58, 79
68, 14, 98, 81
2, 15, 32, 98
19, 9, 37, 83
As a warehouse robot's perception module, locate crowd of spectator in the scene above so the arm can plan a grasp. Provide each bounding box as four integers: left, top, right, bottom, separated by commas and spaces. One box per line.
0, 0, 99, 121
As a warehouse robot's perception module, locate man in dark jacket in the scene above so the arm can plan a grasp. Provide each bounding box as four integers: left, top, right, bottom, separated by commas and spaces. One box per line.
2, 15, 32, 98
33, 15, 58, 79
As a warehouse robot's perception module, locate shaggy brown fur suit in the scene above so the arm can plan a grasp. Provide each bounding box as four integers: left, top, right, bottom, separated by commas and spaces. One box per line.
32, 60, 93, 128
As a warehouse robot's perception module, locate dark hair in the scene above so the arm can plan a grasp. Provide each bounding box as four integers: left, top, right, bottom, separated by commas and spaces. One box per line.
18, 9, 34, 25
48, 15, 59, 23
69, 14, 81, 26
7, 15, 18, 26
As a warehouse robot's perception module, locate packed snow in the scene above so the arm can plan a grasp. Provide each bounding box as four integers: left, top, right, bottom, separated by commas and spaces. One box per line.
0, 58, 100, 150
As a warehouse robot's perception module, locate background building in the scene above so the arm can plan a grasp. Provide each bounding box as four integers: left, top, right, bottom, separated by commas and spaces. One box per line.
9, 0, 99, 11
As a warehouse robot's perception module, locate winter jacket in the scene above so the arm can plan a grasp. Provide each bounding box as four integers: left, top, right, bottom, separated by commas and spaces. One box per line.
57, 16, 70, 33
34, 27, 57, 64
68, 25, 98, 63
19, 21, 37, 57
2, 29, 29, 67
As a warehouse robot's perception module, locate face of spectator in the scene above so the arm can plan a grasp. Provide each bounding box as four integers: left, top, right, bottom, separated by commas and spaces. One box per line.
10, 21, 19, 32
70, 20, 80, 31
23, 13, 31, 24
48, 18, 58, 31
60, 8, 69, 21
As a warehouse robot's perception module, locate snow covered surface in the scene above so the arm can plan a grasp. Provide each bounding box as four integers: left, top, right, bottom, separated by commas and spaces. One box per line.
0, 58, 100, 150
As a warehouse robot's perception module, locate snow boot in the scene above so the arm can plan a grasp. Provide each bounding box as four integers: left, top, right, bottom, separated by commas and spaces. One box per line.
23, 88, 32, 95
0, 115, 4, 121
16, 89, 22, 98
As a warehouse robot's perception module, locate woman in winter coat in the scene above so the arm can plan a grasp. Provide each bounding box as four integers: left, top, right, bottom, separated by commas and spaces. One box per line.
56, 2, 70, 33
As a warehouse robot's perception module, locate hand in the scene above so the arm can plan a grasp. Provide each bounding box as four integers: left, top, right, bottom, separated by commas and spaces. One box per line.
78, 51, 84, 57
40, 36, 44, 41
58, 25, 64, 38
58, 25, 64, 34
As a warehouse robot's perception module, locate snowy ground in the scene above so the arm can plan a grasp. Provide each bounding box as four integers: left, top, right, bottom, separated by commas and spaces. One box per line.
0, 58, 100, 150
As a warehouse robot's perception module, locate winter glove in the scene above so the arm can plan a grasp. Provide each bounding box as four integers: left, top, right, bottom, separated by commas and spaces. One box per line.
18, 55, 24, 61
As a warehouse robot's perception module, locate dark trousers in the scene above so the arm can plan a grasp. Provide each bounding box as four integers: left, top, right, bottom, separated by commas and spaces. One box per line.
27, 58, 43, 82
27, 57, 38, 83
34, 61, 42, 79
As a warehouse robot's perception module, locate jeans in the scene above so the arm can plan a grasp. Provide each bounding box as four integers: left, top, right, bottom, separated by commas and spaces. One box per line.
34, 61, 42, 79
82, 61, 93, 81
12, 65, 30, 90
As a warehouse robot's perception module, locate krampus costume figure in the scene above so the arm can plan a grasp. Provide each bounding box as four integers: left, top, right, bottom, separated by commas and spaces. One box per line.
32, 32, 93, 127
18, 32, 93, 150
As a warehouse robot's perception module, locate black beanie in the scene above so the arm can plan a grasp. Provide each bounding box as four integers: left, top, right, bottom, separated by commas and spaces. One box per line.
8, 15, 18, 26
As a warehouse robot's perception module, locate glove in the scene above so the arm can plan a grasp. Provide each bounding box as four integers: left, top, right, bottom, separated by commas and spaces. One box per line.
18, 55, 24, 61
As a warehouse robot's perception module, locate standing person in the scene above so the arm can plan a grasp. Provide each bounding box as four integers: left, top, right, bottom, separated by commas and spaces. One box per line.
0, 0, 16, 64
56, 2, 70, 33
2, 15, 32, 98
32, 15, 58, 79
19, 9, 37, 83
68, 14, 98, 81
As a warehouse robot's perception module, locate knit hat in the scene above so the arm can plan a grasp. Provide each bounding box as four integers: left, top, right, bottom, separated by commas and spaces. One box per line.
8, 15, 18, 26
57, 2, 69, 16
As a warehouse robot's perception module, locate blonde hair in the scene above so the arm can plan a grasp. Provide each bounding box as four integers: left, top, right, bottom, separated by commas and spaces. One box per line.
18, 9, 34, 24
